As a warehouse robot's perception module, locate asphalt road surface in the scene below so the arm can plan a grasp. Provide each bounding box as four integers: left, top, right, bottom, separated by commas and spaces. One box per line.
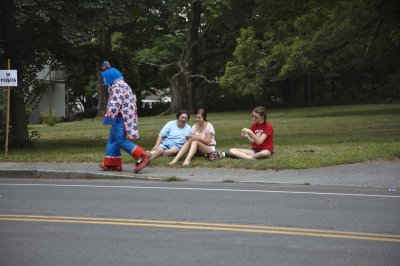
1, 178, 399, 266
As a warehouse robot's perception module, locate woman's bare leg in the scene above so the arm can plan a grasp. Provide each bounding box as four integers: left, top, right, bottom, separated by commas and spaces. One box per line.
163, 147, 180, 156
251, 150, 271, 159
169, 141, 191, 165
183, 142, 214, 166
228, 148, 256, 160
183, 141, 198, 166
196, 142, 213, 155
149, 148, 163, 160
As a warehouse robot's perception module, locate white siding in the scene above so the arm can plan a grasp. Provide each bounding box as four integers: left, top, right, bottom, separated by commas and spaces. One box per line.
29, 83, 66, 124
29, 65, 67, 124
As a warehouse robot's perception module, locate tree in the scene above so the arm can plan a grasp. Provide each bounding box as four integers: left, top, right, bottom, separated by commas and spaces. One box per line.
221, 0, 400, 104
169, 0, 257, 113
0, 0, 149, 146
1, 0, 45, 146
132, 0, 255, 113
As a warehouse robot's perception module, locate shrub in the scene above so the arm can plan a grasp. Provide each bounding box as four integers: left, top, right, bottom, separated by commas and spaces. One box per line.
40, 112, 60, 126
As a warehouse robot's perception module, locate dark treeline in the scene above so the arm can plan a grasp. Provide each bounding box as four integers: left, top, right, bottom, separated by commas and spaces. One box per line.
1, 0, 399, 146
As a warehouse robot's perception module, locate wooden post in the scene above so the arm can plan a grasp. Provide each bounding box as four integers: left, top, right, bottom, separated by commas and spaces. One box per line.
5, 59, 11, 158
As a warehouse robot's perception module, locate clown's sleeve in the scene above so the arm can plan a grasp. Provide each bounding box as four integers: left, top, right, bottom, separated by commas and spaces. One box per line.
103, 85, 122, 125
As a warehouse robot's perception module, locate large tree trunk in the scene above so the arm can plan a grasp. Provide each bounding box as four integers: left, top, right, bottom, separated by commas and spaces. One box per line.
169, 73, 190, 113
96, 29, 112, 117
169, 0, 201, 114
1, 0, 29, 146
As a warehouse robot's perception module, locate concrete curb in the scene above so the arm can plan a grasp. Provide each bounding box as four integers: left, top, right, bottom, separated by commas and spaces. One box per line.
0, 169, 168, 181
0, 160, 399, 187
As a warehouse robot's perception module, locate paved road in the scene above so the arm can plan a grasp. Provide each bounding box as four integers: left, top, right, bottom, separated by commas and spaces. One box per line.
0, 160, 399, 187
1, 179, 399, 266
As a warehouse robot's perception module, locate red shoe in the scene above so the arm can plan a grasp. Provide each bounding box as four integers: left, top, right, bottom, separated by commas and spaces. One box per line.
134, 152, 150, 174
99, 163, 122, 172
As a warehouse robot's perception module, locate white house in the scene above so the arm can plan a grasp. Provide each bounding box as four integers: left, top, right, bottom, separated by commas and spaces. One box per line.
141, 89, 171, 109
27, 65, 66, 124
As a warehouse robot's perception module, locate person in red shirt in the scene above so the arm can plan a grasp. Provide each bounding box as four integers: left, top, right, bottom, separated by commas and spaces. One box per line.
227, 106, 274, 160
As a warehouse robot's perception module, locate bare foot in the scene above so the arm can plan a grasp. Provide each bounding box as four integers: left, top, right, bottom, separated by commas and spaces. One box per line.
169, 160, 178, 165
182, 161, 190, 166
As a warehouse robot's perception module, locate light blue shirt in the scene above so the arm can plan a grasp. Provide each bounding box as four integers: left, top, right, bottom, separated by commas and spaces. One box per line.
159, 120, 191, 148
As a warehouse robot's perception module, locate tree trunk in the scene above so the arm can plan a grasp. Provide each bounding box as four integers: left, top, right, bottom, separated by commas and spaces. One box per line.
1, 0, 29, 146
303, 75, 312, 103
10, 91, 29, 145
169, 0, 201, 114
169, 73, 189, 113
96, 75, 108, 117
96, 29, 112, 117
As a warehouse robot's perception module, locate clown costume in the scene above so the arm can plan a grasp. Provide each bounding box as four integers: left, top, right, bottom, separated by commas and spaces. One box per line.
98, 61, 149, 173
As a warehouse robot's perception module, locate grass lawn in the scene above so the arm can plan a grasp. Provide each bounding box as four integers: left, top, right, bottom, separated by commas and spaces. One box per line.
1, 103, 399, 170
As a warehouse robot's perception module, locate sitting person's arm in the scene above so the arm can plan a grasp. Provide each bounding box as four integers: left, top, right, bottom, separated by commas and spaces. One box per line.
152, 121, 172, 151
190, 133, 212, 145
151, 135, 163, 151
241, 128, 267, 145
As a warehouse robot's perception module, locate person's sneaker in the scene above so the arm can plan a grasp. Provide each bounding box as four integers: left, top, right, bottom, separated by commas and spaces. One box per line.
99, 163, 123, 171
134, 152, 150, 174
205, 151, 225, 161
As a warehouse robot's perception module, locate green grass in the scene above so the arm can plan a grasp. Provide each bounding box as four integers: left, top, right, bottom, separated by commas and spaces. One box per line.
1, 104, 400, 170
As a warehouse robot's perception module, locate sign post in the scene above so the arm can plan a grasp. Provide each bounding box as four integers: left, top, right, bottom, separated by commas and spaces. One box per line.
0, 59, 18, 158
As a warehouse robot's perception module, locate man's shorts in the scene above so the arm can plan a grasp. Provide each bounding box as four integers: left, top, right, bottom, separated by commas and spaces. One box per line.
159, 139, 181, 151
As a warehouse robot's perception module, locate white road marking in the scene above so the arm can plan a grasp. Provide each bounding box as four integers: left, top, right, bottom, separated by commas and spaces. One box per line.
0, 183, 399, 198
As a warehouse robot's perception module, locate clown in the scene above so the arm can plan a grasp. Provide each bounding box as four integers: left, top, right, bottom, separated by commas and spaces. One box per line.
98, 61, 149, 173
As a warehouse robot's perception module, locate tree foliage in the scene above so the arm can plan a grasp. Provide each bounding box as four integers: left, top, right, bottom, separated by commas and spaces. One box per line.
1, 0, 399, 148
221, 0, 400, 104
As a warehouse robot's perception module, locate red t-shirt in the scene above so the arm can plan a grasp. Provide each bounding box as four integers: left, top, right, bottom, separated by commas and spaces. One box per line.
251, 121, 274, 152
